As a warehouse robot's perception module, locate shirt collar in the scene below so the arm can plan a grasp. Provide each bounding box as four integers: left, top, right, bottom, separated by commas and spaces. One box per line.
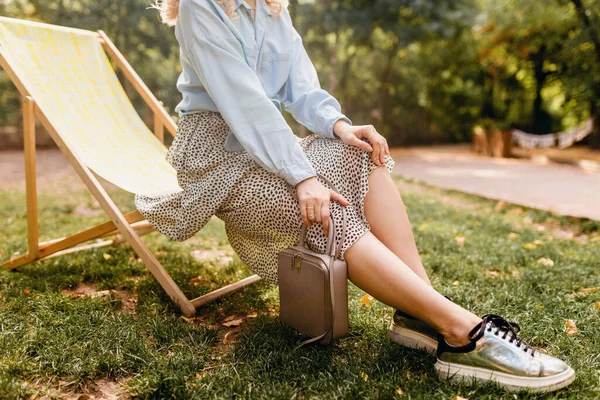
234, 0, 273, 17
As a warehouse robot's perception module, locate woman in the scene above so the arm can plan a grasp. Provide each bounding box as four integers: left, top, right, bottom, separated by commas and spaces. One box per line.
136, 0, 575, 392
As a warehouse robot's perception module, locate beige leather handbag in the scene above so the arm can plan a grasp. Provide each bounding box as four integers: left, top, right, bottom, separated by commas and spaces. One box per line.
277, 174, 349, 346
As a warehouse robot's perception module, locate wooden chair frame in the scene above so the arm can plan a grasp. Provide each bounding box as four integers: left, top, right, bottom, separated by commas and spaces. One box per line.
0, 30, 261, 316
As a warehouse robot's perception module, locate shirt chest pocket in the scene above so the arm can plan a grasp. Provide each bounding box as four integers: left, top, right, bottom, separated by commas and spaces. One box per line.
260, 51, 292, 92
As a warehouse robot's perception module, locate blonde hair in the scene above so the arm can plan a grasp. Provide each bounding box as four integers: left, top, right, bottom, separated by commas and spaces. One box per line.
151, 0, 289, 26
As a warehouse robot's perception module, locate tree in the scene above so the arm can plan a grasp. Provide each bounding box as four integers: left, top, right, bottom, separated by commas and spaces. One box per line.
569, 0, 600, 147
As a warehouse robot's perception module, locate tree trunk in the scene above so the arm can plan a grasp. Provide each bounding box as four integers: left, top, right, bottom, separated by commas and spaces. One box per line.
339, 50, 357, 115
590, 90, 600, 149
328, 30, 338, 94
532, 44, 547, 134
379, 40, 400, 135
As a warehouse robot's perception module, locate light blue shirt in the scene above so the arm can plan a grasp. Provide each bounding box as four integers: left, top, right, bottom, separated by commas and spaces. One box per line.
173, 0, 352, 186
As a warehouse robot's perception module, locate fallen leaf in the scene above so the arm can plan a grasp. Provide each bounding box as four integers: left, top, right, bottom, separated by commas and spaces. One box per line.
180, 316, 196, 325
580, 287, 599, 295
88, 290, 113, 299
524, 243, 538, 250
360, 294, 373, 308
223, 319, 244, 327
509, 207, 523, 216
565, 320, 578, 336
396, 387, 405, 395
593, 302, 600, 311
452, 280, 460, 286
452, 396, 469, 400
486, 270, 501, 278
103, 253, 112, 260
61, 290, 86, 298
511, 269, 521, 279
360, 371, 369, 382
224, 315, 236, 322
507, 232, 520, 240
537, 257, 555, 267
190, 276, 203, 286
223, 329, 240, 345
536, 305, 544, 309
246, 312, 258, 318
455, 235, 466, 247
23, 288, 31, 296
533, 239, 544, 245
494, 201, 506, 212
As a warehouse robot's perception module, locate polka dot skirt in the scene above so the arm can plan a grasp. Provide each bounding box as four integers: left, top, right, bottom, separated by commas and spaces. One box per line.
134, 111, 396, 285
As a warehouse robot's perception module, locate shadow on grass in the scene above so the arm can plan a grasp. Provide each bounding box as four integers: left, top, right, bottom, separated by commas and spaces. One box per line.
0, 180, 598, 399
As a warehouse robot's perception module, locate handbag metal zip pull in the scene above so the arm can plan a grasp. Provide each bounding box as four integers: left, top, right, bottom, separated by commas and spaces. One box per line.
293, 252, 302, 271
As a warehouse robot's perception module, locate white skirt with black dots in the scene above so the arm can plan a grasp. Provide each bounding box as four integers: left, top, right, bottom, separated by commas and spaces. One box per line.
134, 111, 396, 285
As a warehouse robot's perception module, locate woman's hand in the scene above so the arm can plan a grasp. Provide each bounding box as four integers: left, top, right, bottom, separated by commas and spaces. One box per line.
333, 120, 390, 166
295, 176, 350, 235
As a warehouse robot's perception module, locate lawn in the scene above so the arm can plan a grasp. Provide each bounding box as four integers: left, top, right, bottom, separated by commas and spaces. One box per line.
0, 176, 599, 399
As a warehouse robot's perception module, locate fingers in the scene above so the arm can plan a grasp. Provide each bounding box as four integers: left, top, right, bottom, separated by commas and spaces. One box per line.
372, 143, 381, 166
321, 201, 330, 235
352, 136, 373, 153
299, 185, 351, 237
300, 200, 311, 228
363, 125, 388, 166
330, 190, 350, 207
313, 198, 322, 226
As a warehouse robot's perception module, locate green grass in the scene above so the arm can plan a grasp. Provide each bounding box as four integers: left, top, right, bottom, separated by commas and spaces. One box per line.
0, 176, 599, 399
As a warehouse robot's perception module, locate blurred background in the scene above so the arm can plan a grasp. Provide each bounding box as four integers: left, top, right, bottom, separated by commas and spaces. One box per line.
1, 0, 599, 150
1, 4, 599, 398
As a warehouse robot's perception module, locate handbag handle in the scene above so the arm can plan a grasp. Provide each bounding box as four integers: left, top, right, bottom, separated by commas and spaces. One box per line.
294, 174, 347, 348
295, 173, 347, 259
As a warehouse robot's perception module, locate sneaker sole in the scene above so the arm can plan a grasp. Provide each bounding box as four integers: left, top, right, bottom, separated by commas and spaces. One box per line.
389, 322, 438, 355
435, 359, 576, 393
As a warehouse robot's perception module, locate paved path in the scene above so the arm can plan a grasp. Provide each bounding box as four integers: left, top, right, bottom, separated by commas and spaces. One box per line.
0, 149, 118, 193
390, 145, 600, 221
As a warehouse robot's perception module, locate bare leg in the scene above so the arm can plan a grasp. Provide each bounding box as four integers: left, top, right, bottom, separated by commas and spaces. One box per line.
364, 166, 430, 285
344, 231, 481, 346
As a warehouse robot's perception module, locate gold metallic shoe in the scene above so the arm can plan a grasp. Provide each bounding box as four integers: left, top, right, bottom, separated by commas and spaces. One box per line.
435, 314, 576, 393
389, 309, 438, 354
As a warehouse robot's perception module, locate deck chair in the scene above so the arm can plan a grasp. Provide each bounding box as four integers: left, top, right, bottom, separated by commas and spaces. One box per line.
0, 17, 261, 316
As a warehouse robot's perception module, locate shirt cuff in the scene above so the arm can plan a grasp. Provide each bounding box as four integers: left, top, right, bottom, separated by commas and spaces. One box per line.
325, 114, 352, 140
281, 163, 317, 187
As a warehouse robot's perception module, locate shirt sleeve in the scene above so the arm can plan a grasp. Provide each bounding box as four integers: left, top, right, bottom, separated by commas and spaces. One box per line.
176, 0, 317, 187
277, 22, 352, 140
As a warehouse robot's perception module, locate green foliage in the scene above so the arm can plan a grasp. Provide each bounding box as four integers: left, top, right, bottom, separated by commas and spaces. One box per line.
0, 0, 599, 144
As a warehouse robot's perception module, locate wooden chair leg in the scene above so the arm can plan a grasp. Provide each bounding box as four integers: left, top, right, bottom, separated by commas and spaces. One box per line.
190, 275, 262, 308
24, 96, 39, 259
2, 210, 146, 270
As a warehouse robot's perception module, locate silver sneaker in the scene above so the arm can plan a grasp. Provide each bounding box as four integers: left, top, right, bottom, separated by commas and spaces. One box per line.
389, 295, 454, 354
389, 309, 438, 354
435, 314, 575, 393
